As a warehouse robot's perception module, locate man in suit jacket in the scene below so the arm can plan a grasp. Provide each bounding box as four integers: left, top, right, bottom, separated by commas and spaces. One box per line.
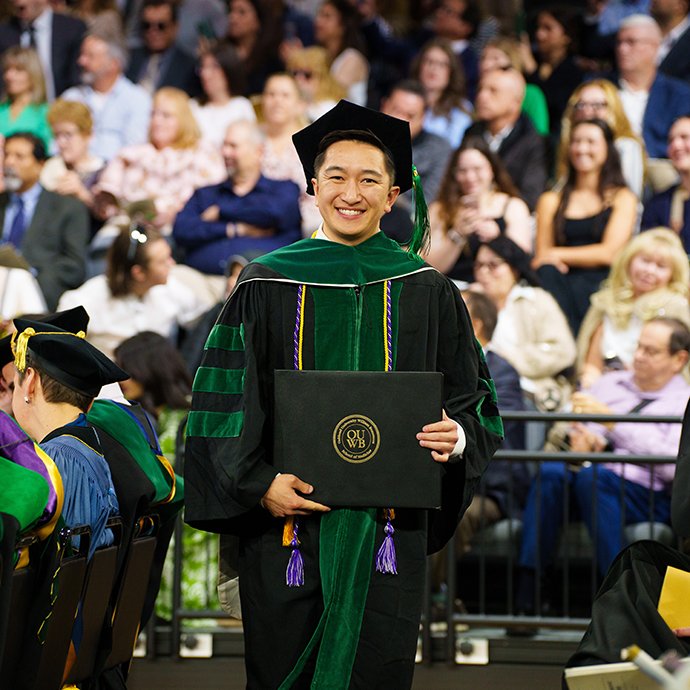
0, 133, 89, 309
653, 0, 690, 83
125, 0, 201, 97
0, 0, 86, 100
615, 14, 690, 158
463, 68, 548, 211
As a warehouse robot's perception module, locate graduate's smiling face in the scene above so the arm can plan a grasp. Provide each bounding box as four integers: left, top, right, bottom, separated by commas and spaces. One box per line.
312, 140, 400, 246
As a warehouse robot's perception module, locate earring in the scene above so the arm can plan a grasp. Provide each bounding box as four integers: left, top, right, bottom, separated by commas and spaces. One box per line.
24, 396, 30, 404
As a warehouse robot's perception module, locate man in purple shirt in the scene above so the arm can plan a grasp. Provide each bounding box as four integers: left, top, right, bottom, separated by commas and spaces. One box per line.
516, 317, 690, 614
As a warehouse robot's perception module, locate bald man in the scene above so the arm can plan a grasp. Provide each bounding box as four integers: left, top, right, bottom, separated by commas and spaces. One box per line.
172, 120, 302, 276
462, 68, 547, 211
615, 14, 690, 158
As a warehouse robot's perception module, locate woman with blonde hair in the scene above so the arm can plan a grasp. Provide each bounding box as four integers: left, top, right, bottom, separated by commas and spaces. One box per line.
286, 45, 346, 122
558, 78, 645, 198
0, 47, 51, 147
95, 87, 225, 232
577, 227, 690, 388
410, 38, 472, 150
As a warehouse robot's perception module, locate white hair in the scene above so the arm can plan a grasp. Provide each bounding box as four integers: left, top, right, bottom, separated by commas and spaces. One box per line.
618, 14, 662, 41
225, 119, 265, 148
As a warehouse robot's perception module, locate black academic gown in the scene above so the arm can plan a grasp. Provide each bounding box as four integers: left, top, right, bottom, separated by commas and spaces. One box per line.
565, 398, 690, 675
185, 235, 502, 689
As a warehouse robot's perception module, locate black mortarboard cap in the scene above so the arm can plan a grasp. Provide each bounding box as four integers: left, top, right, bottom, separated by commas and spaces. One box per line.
12, 317, 128, 398
0, 306, 90, 367
292, 100, 413, 195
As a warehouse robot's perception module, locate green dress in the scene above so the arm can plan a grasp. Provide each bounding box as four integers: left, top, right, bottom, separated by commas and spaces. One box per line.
0, 101, 52, 149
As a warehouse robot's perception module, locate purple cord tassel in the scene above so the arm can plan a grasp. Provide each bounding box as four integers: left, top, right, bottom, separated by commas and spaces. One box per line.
286, 519, 304, 587
375, 510, 398, 575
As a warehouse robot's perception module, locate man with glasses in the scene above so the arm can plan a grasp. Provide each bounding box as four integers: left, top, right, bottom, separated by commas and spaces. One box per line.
515, 318, 690, 619
126, 0, 201, 97
614, 14, 690, 159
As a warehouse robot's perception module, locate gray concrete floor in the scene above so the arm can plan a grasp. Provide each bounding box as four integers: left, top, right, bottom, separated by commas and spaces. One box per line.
128, 657, 565, 689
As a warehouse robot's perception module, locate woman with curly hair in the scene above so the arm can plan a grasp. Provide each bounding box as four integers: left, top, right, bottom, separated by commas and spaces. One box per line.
410, 38, 472, 149
425, 136, 531, 283
577, 228, 690, 388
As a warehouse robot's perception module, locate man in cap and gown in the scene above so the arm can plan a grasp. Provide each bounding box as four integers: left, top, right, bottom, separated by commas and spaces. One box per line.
184, 100, 503, 688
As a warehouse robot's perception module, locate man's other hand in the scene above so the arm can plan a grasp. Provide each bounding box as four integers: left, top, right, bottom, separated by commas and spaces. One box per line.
417, 410, 458, 463
261, 474, 331, 517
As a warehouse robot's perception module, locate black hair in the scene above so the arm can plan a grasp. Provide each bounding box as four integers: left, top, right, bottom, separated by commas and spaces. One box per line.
459, 1, 481, 38
141, 0, 178, 22
321, 0, 367, 56
106, 224, 164, 298
114, 331, 192, 418
198, 41, 247, 104
387, 78, 426, 101
18, 352, 92, 412
535, 3, 582, 54
5, 131, 47, 161
313, 129, 396, 186
554, 118, 626, 245
649, 317, 690, 355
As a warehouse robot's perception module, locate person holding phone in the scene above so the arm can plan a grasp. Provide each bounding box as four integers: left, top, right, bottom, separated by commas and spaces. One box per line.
425, 135, 532, 283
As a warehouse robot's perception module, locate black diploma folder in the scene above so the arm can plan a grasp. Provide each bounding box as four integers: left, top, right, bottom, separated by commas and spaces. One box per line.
273, 370, 444, 508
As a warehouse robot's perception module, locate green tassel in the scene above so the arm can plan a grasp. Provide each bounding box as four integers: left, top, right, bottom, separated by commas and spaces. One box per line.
407, 165, 431, 258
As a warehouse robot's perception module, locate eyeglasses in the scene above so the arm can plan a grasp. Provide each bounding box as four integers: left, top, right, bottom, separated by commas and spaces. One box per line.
127, 224, 148, 262
53, 129, 80, 141
473, 259, 506, 273
141, 20, 171, 31
291, 69, 314, 80
422, 57, 451, 69
574, 100, 608, 111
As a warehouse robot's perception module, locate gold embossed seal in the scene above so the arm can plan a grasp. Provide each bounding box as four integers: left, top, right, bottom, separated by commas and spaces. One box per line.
332, 414, 380, 464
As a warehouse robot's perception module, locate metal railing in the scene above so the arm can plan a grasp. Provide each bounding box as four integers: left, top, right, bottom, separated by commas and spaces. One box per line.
157, 408, 683, 664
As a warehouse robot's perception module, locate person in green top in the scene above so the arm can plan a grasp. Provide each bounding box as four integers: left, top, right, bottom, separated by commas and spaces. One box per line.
0, 47, 52, 150
184, 100, 503, 689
